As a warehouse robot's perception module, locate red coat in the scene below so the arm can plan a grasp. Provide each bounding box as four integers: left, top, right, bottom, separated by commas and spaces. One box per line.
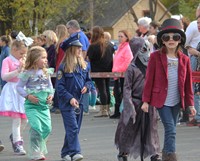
142, 48, 194, 109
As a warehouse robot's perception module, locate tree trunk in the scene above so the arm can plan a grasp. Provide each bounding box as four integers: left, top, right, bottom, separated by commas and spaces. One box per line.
149, 0, 158, 21
89, 0, 94, 29
33, 0, 39, 35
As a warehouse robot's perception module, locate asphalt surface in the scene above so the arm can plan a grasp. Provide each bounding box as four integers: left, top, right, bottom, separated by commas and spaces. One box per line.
0, 108, 200, 161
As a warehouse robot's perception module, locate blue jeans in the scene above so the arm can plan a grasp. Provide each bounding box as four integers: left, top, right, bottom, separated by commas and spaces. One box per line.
157, 103, 180, 153
60, 105, 83, 158
194, 95, 200, 121
190, 55, 197, 71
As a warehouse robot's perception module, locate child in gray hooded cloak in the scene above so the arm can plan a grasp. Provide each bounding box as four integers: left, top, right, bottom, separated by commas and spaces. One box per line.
115, 37, 160, 161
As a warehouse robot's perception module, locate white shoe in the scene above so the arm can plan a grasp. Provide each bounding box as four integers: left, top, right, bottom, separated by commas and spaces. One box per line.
72, 154, 83, 161
83, 112, 89, 116
89, 105, 96, 110
62, 155, 71, 161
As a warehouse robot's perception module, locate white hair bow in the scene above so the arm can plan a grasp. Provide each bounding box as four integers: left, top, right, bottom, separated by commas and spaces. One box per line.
16, 31, 33, 47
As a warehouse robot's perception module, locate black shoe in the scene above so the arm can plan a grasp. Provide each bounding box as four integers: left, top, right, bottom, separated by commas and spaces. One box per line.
150, 154, 162, 161
179, 118, 189, 123
117, 154, 128, 161
110, 113, 120, 119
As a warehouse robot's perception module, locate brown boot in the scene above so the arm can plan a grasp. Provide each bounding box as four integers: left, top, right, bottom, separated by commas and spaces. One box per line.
168, 153, 177, 161
101, 105, 109, 117
162, 151, 169, 161
162, 152, 177, 161
94, 105, 109, 117
94, 105, 104, 117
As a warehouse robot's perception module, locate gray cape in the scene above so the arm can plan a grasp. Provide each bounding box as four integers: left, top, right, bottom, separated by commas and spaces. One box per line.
115, 37, 160, 160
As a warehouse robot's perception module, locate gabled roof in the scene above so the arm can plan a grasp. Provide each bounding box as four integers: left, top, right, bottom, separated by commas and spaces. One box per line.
93, 0, 138, 27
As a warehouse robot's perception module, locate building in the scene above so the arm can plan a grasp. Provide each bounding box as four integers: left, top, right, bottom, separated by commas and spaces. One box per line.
90, 0, 171, 39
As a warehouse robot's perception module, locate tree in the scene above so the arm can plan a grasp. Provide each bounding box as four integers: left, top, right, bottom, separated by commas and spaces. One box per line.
0, 0, 77, 36
160, 0, 199, 21
0, 0, 14, 35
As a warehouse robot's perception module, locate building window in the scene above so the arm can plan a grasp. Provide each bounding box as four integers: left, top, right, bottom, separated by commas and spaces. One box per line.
143, 10, 150, 17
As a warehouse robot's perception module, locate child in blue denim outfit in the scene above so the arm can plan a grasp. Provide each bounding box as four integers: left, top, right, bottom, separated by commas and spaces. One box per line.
56, 34, 92, 161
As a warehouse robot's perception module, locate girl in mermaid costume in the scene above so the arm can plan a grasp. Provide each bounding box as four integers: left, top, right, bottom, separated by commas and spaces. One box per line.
17, 46, 54, 160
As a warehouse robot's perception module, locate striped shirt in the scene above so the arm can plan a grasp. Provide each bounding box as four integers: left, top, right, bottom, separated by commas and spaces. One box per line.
164, 57, 180, 106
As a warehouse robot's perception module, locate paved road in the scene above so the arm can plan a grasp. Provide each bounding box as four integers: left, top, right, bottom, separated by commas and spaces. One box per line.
0, 109, 200, 161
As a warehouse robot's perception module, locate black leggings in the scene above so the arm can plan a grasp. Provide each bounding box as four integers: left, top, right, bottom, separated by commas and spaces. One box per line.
94, 78, 110, 105
114, 78, 124, 107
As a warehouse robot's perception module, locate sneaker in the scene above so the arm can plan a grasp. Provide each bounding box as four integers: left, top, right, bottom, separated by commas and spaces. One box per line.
0, 140, 4, 152
89, 105, 96, 111
62, 155, 71, 161
83, 112, 89, 116
72, 154, 83, 161
14, 141, 26, 155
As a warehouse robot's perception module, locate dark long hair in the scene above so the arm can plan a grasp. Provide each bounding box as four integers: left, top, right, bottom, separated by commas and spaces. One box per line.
91, 26, 107, 57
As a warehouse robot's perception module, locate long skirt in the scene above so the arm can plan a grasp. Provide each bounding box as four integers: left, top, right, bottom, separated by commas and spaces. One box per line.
25, 91, 52, 159
115, 105, 160, 160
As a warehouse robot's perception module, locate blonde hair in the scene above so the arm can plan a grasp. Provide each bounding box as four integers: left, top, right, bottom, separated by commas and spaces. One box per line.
11, 40, 27, 50
43, 30, 58, 47
62, 46, 87, 73
25, 46, 48, 75
55, 24, 68, 53
104, 32, 111, 42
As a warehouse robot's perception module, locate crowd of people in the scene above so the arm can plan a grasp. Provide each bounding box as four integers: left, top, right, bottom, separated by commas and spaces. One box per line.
0, 3, 200, 161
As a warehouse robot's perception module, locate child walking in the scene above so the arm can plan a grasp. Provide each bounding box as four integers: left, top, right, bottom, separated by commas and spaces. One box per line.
0, 39, 28, 155
115, 37, 161, 161
141, 18, 196, 161
56, 35, 92, 161
16, 46, 54, 160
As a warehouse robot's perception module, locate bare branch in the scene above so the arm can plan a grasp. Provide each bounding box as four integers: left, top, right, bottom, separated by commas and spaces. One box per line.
158, 1, 179, 21
124, 0, 138, 24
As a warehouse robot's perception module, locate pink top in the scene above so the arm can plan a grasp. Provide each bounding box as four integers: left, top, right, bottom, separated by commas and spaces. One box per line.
1, 55, 20, 82
112, 42, 133, 72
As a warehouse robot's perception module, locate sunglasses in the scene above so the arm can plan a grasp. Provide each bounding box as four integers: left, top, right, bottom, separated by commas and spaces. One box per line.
161, 33, 181, 42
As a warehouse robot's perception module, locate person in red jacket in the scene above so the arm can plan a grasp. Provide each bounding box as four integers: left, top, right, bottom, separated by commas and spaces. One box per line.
141, 18, 196, 161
